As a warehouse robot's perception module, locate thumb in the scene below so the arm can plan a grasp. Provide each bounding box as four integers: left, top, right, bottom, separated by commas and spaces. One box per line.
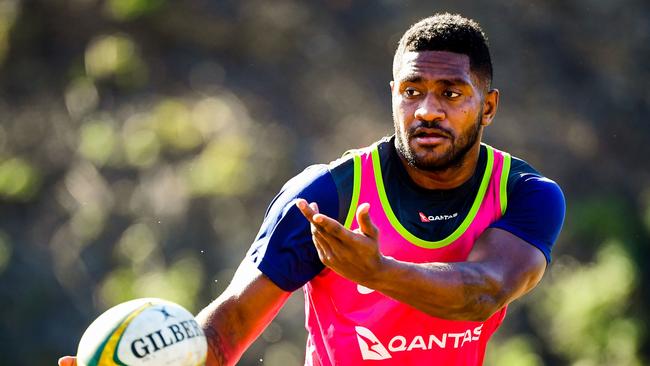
58, 356, 77, 366
356, 203, 378, 239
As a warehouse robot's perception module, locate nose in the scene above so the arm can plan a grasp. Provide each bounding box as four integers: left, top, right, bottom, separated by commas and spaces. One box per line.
414, 95, 445, 122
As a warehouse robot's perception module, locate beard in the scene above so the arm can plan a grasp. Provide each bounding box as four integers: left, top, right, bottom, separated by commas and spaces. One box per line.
394, 110, 482, 172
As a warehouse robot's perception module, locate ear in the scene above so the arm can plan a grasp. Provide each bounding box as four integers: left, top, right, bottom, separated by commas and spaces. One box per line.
390, 80, 395, 94
481, 88, 499, 127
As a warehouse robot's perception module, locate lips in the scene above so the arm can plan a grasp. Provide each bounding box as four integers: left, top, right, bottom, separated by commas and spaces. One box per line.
411, 127, 451, 145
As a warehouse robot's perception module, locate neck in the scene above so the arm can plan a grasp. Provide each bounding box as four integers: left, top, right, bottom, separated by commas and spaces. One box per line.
397, 142, 482, 190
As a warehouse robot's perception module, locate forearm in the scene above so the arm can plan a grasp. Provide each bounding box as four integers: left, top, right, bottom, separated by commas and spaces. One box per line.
195, 262, 291, 366
367, 256, 506, 321
195, 295, 250, 366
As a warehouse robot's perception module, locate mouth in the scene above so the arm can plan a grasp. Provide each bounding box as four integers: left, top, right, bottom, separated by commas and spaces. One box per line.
411, 128, 450, 145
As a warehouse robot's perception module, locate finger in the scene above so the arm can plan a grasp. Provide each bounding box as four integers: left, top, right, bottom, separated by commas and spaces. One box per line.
312, 233, 328, 261
314, 229, 345, 265
58, 356, 76, 366
312, 230, 333, 261
296, 199, 317, 222
311, 223, 336, 250
297, 199, 326, 227
309, 202, 319, 214
312, 213, 348, 239
356, 203, 378, 239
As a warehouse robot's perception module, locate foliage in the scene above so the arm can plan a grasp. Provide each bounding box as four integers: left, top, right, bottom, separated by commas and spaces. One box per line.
0, 1, 648, 365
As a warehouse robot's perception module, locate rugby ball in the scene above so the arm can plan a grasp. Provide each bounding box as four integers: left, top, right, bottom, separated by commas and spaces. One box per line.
76, 298, 207, 366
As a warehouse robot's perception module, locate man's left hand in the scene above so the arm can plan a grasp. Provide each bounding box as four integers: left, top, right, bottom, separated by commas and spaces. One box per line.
296, 199, 385, 285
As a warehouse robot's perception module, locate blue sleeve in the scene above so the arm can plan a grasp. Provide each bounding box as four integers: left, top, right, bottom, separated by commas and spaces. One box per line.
246, 165, 339, 291
489, 174, 566, 262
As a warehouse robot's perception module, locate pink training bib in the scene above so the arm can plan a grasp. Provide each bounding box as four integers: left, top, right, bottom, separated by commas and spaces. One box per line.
303, 143, 511, 365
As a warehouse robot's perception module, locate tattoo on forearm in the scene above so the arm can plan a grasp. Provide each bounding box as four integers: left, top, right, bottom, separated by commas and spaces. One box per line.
459, 265, 497, 318
203, 324, 228, 366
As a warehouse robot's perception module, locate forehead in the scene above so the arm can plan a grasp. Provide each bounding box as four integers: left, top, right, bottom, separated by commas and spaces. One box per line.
394, 51, 472, 84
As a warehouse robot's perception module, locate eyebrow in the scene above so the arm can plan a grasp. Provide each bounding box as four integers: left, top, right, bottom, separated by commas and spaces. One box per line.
398, 75, 472, 87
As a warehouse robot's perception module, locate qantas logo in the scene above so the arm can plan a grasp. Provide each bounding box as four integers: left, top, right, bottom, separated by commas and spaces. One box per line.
419, 212, 458, 222
355, 324, 483, 360
355, 326, 392, 360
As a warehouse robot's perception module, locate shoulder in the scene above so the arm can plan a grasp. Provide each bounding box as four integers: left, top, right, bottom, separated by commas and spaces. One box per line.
490, 150, 566, 262
281, 140, 374, 192
505, 153, 563, 199
261, 163, 340, 224
283, 164, 330, 188
281, 138, 389, 221
276, 164, 335, 202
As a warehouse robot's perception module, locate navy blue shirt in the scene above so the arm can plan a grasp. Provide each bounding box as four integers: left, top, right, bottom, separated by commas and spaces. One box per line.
247, 137, 566, 291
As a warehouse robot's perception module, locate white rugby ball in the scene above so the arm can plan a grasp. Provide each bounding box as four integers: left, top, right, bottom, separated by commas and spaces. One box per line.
76, 298, 207, 366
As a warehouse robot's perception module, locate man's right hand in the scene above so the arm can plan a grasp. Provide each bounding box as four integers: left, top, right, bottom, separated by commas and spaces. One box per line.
58, 356, 76, 366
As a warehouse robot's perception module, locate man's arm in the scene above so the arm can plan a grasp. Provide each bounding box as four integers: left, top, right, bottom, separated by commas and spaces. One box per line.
298, 200, 546, 321
371, 227, 545, 321
57, 261, 290, 366
196, 259, 291, 366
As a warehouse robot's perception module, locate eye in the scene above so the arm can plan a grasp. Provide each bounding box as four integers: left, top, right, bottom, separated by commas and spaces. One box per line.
443, 90, 461, 99
402, 87, 422, 98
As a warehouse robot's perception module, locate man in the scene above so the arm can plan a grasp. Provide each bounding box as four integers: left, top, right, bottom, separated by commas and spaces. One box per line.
60, 13, 565, 366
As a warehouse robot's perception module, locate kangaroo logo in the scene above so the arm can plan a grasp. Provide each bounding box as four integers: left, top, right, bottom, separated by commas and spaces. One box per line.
355, 326, 391, 360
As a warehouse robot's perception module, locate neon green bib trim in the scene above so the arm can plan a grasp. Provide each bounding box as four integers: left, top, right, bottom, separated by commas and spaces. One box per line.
344, 153, 362, 229
371, 144, 494, 249
499, 152, 511, 215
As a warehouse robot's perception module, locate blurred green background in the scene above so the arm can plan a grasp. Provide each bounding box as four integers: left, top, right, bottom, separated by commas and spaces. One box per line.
0, 0, 648, 365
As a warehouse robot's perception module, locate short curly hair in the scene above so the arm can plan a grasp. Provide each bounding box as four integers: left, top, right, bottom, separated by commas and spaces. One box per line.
393, 13, 493, 89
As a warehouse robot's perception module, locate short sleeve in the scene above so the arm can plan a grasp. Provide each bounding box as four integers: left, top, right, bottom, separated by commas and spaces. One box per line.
489, 174, 566, 262
246, 165, 339, 291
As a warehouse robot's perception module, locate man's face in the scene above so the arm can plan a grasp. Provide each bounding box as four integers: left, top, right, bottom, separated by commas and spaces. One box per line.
391, 51, 495, 172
